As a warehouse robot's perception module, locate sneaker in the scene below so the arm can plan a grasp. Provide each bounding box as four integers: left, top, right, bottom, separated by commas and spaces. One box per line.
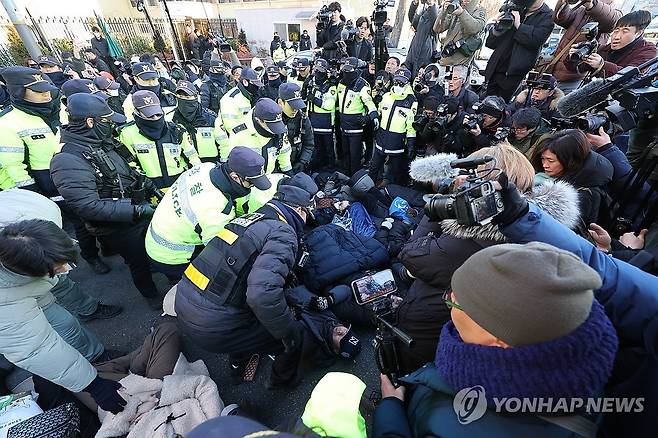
93, 348, 126, 364
79, 303, 123, 322
88, 258, 111, 275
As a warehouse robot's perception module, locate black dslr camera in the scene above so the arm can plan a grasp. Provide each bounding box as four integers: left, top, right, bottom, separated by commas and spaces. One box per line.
496, 0, 531, 33
463, 103, 484, 130
568, 22, 599, 63
424, 155, 505, 226
413, 104, 450, 133
525, 70, 553, 89
446, 0, 461, 14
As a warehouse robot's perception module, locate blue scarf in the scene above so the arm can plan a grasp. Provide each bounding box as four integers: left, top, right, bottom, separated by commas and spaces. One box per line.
435, 300, 618, 403
271, 200, 304, 236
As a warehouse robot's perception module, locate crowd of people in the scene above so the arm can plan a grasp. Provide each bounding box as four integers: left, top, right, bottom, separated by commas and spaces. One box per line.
0, 0, 658, 436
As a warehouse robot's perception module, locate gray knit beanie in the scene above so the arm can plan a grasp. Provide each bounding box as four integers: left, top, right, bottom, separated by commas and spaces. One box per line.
451, 242, 601, 346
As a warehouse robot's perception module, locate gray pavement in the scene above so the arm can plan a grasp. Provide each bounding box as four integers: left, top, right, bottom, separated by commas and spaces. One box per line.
71, 254, 380, 429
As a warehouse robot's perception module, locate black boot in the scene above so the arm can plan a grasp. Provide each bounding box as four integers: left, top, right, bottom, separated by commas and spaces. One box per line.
88, 258, 111, 275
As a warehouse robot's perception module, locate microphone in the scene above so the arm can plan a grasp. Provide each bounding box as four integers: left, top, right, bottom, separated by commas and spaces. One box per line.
410, 153, 459, 183
450, 155, 494, 169
557, 79, 619, 117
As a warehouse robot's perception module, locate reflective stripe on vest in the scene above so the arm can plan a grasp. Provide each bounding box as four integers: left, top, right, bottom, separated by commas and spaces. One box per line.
149, 226, 196, 252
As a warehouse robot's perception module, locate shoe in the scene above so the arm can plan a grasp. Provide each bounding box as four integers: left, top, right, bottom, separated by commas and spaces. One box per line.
88, 258, 111, 275
79, 303, 123, 322
220, 404, 244, 416
145, 295, 164, 311
265, 372, 301, 391
93, 348, 126, 364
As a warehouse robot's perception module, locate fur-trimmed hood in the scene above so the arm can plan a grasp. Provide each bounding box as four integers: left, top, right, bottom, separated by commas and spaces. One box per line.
440, 180, 580, 242
515, 88, 565, 111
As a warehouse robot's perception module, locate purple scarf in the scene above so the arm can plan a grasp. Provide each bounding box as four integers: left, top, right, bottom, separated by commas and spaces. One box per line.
435, 300, 618, 403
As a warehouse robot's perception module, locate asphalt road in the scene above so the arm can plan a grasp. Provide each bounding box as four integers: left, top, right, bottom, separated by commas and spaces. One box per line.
70, 254, 380, 430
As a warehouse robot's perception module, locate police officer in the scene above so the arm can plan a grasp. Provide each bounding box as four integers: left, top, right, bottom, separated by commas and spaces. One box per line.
272, 41, 286, 63
336, 57, 378, 176
172, 80, 229, 163
37, 55, 71, 89
369, 68, 417, 185
123, 62, 176, 122
93, 75, 126, 115
261, 65, 284, 101
50, 93, 161, 305
59, 78, 104, 126
175, 173, 318, 388
145, 146, 271, 283
119, 90, 201, 190
289, 58, 311, 89
220, 68, 264, 135
306, 59, 336, 170
200, 59, 230, 114
278, 83, 314, 174
228, 98, 291, 174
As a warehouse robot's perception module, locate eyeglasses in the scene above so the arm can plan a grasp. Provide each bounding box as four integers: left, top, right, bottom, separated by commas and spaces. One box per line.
443, 290, 462, 311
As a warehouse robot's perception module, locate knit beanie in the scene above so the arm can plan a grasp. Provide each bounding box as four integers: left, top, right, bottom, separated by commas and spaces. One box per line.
451, 242, 601, 346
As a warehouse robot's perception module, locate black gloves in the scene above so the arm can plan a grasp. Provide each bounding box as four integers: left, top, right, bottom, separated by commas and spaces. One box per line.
133, 203, 156, 221
309, 294, 335, 311
282, 320, 305, 353
84, 376, 126, 414
292, 161, 307, 174
491, 172, 529, 226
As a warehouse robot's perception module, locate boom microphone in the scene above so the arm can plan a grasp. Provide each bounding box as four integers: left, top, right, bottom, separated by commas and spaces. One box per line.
557, 79, 617, 117
410, 153, 459, 183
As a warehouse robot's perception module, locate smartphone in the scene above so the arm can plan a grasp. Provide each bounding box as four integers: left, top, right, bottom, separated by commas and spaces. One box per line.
351, 269, 397, 305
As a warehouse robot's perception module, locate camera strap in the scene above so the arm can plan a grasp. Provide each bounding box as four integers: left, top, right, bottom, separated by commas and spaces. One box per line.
537, 31, 582, 74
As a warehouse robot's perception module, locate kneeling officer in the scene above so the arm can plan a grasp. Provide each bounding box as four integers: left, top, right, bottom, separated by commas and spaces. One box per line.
175, 173, 318, 388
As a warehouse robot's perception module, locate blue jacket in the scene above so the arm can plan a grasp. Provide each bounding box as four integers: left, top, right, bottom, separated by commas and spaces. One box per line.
302, 224, 388, 292
501, 203, 658, 437
373, 364, 581, 438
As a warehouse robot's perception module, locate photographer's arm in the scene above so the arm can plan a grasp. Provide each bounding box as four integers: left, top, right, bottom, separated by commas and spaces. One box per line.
587, 0, 623, 34
513, 14, 554, 51
458, 5, 487, 37
500, 203, 658, 357
432, 6, 448, 34
553, 0, 576, 28
409, 0, 420, 24
373, 382, 413, 438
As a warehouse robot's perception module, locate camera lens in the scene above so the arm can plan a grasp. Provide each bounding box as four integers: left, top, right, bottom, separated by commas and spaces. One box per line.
425, 195, 455, 221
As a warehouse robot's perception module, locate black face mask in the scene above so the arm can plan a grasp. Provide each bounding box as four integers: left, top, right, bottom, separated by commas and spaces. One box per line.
92, 119, 115, 142
245, 82, 260, 96
177, 99, 199, 121
315, 71, 328, 83
135, 115, 166, 141
138, 84, 161, 95
268, 77, 282, 87
341, 70, 359, 85
209, 72, 226, 85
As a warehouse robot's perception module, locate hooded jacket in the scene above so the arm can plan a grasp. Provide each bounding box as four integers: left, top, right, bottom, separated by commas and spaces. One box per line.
511, 87, 565, 120
395, 180, 580, 373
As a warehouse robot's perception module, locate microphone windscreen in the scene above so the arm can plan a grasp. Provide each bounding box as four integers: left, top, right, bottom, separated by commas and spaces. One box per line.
557, 79, 616, 117
410, 153, 459, 183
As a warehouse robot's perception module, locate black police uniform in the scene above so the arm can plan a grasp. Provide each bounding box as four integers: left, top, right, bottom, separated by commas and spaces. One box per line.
284, 112, 315, 173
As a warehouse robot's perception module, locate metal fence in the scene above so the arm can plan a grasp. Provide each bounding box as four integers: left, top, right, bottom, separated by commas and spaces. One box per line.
0, 14, 239, 67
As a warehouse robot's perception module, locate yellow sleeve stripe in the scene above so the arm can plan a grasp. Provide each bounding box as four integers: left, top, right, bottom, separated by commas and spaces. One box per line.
184, 263, 210, 291
217, 228, 239, 244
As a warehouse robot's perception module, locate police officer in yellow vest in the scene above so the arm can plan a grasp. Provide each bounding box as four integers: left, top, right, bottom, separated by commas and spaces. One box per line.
123, 62, 176, 122
227, 98, 291, 174
174, 173, 318, 388
172, 80, 228, 163
220, 68, 263, 136
306, 59, 337, 170
272, 41, 286, 63
119, 90, 201, 190
59, 79, 104, 126
368, 68, 417, 185
289, 57, 311, 89
336, 57, 379, 176
146, 146, 271, 283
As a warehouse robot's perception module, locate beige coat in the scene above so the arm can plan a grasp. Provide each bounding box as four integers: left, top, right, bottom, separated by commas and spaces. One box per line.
433, 0, 487, 66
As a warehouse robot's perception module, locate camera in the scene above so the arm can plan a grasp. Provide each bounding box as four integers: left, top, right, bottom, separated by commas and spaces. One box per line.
525, 70, 553, 89
316, 5, 333, 31
496, 0, 531, 33
568, 22, 599, 63
493, 126, 511, 142
373, 0, 395, 26
446, 0, 461, 14
413, 66, 440, 93
548, 112, 610, 133
424, 155, 505, 226
463, 112, 483, 130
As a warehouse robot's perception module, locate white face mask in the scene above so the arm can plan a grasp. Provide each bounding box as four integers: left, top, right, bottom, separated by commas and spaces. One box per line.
392, 85, 405, 95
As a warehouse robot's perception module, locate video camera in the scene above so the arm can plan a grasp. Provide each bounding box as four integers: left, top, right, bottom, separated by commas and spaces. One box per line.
568, 22, 599, 64
413, 65, 441, 93
496, 0, 530, 33
525, 70, 554, 89
373, 0, 395, 26
215, 35, 233, 54
316, 4, 333, 31
549, 112, 611, 133
424, 155, 505, 226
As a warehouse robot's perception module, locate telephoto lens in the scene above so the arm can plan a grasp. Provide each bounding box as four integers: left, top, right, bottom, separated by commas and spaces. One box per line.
424, 194, 456, 221
576, 113, 609, 133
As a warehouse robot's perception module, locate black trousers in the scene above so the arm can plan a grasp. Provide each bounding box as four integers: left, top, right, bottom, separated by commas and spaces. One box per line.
368, 149, 408, 185
311, 133, 335, 171
485, 72, 524, 102
341, 132, 365, 177
59, 203, 100, 262
98, 223, 158, 297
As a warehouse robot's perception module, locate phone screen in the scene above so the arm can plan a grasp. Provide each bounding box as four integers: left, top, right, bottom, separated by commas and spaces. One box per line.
351, 269, 397, 305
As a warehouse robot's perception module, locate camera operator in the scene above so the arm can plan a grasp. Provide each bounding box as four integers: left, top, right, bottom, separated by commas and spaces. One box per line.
485, 0, 554, 102
317, 2, 346, 61
567, 10, 657, 78
414, 97, 470, 156
508, 107, 550, 158
346, 16, 374, 63
548, 0, 621, 94
407, 0, 439, 77
510, 74, 563, 120
444, 64, 479, 112
433, 0, 486, 67
413, 63, 444, 109
463, 95, 511, 150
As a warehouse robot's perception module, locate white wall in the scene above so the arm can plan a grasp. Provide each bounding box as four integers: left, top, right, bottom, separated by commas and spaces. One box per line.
234, 7, 317, 51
